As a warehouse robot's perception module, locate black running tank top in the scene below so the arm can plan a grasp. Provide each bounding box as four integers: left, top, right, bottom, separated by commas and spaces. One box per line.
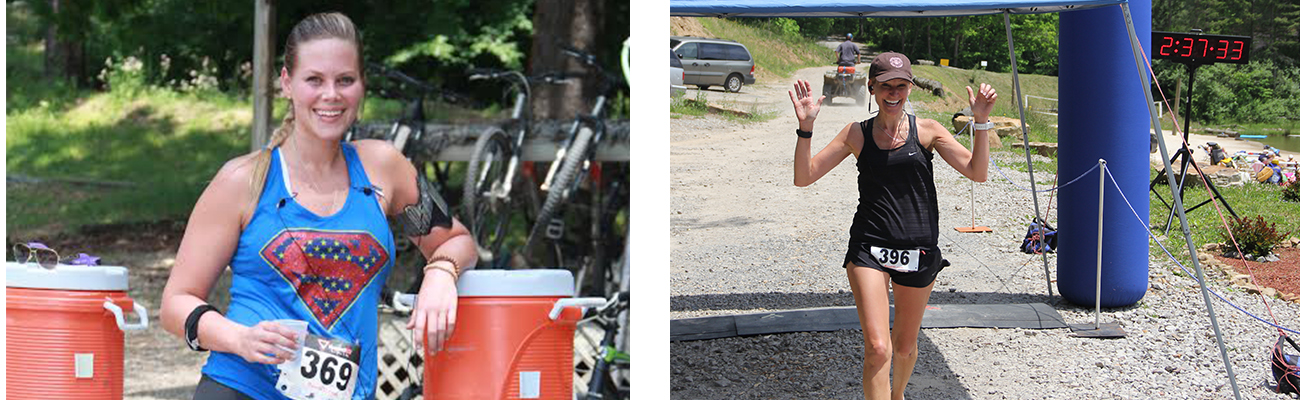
849, 115, 940, 247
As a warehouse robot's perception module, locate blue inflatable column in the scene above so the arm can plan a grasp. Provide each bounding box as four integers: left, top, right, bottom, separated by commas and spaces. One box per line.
1056, 1, 1150, 307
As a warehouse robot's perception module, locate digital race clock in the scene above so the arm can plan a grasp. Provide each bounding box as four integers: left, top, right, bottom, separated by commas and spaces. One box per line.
1152, 31, 1251, 65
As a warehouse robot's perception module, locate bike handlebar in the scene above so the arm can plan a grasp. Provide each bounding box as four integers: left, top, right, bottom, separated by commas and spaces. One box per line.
366, 61, 467, 104
560, 44, 601, 69
368, 62, 436, 91
557, 43, 624, 95
468, 69, 575, 87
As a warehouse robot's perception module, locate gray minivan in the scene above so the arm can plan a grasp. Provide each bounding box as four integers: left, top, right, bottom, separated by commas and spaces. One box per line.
670, 36, 756, 93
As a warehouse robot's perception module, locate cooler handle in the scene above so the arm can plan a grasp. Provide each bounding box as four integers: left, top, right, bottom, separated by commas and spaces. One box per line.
393, 292, 416, 313
548, 297, 606, 320
103, 299, 149, 331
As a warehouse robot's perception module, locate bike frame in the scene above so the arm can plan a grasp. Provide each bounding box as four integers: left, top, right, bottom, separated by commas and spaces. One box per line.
540, 48, 613, 194
471, 70, 533, 201
579, 292, 630, 400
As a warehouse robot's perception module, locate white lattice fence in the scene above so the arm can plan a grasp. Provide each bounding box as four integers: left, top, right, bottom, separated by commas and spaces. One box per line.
376, 314, 423, 400
572, 322, 604, 398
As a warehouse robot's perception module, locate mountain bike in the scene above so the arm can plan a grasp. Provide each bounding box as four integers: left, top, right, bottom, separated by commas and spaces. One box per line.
352, 61, 465, 189
574, 290, 630, 400
526, 44, 624, 271
461, 69, 572, 269
350, 62, 469, 315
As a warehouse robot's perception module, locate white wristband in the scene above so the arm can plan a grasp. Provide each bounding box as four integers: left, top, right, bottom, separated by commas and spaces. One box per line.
972, 121, 996, 131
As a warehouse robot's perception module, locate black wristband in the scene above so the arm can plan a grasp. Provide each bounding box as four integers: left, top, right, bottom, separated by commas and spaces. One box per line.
795, 129, 813, 138
185, 304, 220, 352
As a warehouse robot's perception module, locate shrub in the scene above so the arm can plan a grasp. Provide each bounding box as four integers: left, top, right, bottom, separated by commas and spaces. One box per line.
1282, 182, 1300, 203
773, 18, 800, 38
1220, 215, 1290, 257
98, 56, 147, 96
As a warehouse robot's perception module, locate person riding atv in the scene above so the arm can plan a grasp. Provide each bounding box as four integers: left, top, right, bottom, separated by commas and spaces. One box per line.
824, 33, 868, 105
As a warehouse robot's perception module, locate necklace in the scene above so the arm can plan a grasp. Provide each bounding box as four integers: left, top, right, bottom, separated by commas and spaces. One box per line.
876, 117, 908, 146
283, 143, 345, 215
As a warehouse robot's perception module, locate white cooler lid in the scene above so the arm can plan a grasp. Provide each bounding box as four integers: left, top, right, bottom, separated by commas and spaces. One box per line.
457, 269, 574, 297
6, 261, 130, 291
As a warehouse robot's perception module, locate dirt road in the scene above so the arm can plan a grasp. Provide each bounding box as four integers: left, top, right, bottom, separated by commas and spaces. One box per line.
669, 66, 1299, 399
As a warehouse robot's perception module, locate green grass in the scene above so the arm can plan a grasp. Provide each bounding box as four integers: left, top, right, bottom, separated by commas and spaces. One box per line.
670, 97, 710, 117
669, 92, 778, 124
697, 18, 831, 79
911, 65, 1062, 177
1147, 174, 1300, 264
911, 65, 1059, 134
6, 85, 252, 236
5, 39, 437, 238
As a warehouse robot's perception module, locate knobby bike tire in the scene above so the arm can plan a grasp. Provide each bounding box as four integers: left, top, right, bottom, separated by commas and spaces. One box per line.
527, 126, 595, 263
463, 127, 514, 266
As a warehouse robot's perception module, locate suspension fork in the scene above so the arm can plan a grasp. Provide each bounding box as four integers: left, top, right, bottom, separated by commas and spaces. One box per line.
496, 90, 530, 198
542, 94, 606, 191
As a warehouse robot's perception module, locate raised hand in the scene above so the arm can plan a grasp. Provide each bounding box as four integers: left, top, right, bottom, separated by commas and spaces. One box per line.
966, 83, 998, 120
789, 79, 825, 130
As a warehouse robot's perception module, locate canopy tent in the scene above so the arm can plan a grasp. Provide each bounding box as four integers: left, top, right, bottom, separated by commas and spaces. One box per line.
669, 1, 1245, 398
669, 0, 1124, 17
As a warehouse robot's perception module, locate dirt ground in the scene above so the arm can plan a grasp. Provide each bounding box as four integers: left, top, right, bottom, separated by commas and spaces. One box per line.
1211, 246, 1300, 298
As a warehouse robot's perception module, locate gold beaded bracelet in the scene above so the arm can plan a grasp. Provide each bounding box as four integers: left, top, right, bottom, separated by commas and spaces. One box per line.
423, 255, 460, 281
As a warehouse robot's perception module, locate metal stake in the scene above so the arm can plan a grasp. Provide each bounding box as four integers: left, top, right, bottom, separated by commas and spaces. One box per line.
1095, 159, 1105, 328
1069, 159, 1124, 338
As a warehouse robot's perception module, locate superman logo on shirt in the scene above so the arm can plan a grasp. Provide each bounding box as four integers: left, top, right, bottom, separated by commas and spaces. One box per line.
260, 229, 389, 329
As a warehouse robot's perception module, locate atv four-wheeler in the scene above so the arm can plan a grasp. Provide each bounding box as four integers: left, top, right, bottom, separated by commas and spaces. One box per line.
823, 65, 868, 105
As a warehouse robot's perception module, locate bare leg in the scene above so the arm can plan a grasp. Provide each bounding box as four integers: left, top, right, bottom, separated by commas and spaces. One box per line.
887, 280, 935, 400
846, 263, 892, 400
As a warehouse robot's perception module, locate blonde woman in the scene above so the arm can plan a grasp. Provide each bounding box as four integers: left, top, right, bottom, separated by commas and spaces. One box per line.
161, 12, 475, 399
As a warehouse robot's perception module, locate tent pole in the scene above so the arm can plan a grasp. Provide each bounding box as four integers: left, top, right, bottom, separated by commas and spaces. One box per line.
1119, 3, 1241, 399
1003, 11, 1053, 297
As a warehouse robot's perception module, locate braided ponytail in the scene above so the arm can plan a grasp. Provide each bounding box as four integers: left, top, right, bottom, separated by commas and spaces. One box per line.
247, 103, 297, 204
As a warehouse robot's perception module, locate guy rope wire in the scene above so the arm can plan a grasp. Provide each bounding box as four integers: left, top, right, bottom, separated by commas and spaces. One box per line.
1132, 31, 1298, 393
1136, 35, 1289, 338
1004, 10, 1053, 297
1102, 162, 1298, 336
967, 152, 1300, 336
1122, 3, 1238, 395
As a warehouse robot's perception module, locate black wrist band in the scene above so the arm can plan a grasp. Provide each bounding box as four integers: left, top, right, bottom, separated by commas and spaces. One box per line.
795, 129, 813, 138
185, 304, 220, 352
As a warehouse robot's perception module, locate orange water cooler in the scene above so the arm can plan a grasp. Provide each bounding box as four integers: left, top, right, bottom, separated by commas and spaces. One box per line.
6, 261, 150, 399
424, 269, 604, 399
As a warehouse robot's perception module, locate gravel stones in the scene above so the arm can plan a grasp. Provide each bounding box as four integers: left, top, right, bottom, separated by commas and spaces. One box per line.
669, 72, 1300, 399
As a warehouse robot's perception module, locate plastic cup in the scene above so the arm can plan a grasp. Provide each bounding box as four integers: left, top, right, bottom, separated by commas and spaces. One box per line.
273, 319, 308, 362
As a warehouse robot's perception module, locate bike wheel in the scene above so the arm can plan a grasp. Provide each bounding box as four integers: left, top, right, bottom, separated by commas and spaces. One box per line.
526, 126, 595, 266
463, 127, 514, 267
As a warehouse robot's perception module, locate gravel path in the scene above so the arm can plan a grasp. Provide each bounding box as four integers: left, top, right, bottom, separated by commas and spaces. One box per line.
669, 68, 1300, 399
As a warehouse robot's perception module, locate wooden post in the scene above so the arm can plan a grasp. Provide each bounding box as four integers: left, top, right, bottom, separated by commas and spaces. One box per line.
530, 0, 601, 120
252, 0, 276, 152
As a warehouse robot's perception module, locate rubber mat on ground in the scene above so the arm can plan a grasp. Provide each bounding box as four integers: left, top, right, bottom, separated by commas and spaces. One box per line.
670, 303, 1067, 341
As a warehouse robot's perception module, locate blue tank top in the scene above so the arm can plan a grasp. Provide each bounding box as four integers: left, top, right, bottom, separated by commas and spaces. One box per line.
203, 143, 394, 400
